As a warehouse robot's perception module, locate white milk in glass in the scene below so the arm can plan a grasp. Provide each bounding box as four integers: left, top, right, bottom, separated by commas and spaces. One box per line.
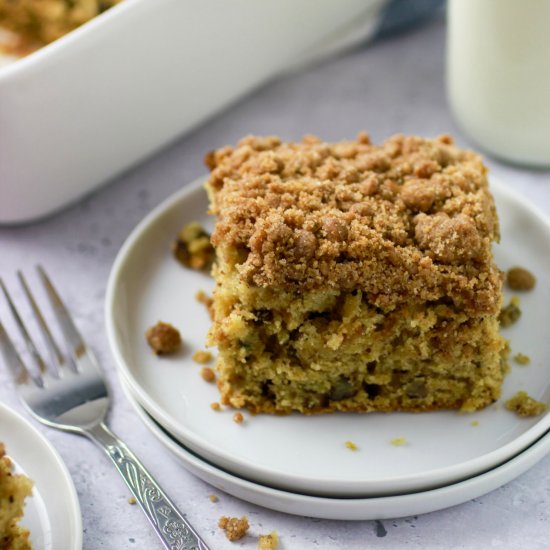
447, 0, 550, 167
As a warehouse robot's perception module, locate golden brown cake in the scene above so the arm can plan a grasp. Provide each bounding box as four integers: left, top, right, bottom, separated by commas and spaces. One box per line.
205, 133, 508, 414
0, 443, 33, 550
0, 0, 122, 48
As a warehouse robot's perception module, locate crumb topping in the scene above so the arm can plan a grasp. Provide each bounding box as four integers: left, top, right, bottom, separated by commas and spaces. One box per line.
506, 266, 536, 291
206, 134, 501, 314
145, 322, 182, 355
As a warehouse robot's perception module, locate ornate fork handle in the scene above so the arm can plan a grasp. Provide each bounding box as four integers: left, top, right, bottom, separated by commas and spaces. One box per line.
86, 423, 210, 550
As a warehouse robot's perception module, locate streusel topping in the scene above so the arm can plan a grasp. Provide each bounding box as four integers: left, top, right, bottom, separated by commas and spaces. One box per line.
206, 133, 501, 314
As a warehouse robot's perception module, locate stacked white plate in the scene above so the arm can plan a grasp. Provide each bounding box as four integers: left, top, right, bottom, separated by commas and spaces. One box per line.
106, 176, 550, 520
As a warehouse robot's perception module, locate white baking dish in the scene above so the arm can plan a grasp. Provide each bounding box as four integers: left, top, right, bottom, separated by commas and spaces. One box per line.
0, 0, 383, 224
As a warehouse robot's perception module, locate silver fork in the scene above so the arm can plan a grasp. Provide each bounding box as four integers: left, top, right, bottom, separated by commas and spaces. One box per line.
0, 266, 210, 550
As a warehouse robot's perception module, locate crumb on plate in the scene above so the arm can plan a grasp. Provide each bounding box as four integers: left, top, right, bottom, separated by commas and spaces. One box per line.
390, 437, 408, 446
505, 391, 548, 417
208, 494, 219, 503
200, 367, 216, 383
145, 321, 182, 355
233, 412, 244, 424
345, 440, 358, 451
506, 267, 536, 291
173, 222, 215, 271
210, 402, 221, 411
513, 353, 531, 365
499, 296, 521, 328
193, 350, 213, 364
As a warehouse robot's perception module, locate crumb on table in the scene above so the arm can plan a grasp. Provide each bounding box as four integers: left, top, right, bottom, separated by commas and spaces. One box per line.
505, 391, 548, 417
193, 350, 213, 364
233, 412, 244, 424
390, 437, 408, 446
200, 367, 216, 383
345, 440, 358, 451
499, 297, 521, 328
145, 321, 182, 355
506, 267, 536, 291
513, 353, 531, 365
173, 222, 215, 271
218, 516, 249, 541
258, 531, 279, 550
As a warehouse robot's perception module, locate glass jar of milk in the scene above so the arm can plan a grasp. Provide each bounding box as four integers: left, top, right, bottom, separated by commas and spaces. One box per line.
447, 0, 550, 167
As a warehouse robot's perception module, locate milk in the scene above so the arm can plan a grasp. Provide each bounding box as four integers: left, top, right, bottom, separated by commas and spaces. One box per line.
447, 0, 550, 167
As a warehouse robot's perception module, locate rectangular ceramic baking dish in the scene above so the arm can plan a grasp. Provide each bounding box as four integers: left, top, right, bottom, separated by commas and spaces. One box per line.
0, 0, 382, 224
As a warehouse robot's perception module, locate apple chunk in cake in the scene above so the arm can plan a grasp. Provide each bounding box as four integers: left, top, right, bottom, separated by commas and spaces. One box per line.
205, 133, 507, 414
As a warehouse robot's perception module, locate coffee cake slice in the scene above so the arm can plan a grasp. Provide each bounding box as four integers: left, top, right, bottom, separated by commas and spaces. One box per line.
0, 443, 33, 550
205, 133, 507, 414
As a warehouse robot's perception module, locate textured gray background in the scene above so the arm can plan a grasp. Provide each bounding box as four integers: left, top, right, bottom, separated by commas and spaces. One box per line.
1, 19, 550, 550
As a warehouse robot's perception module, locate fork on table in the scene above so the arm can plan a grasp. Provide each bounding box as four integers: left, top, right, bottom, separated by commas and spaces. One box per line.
0, 266, 211, 550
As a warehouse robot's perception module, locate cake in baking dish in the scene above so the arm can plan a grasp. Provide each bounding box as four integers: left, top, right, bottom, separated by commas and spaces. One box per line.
0, 0, 122, 47
205, 132, 508, 414
0, 442, 33, 550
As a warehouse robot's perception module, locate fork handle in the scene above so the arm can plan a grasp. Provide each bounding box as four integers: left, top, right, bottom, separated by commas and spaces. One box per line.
85, 422, 211, 550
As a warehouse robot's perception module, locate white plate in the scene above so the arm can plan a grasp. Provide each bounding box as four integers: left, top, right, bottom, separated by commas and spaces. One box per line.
121, 377, 550, 521
0, 401, 82, 549
106, 176, 550, 497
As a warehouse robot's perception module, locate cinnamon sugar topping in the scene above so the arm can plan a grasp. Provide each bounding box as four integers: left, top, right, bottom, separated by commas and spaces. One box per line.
206, 133, 501, 315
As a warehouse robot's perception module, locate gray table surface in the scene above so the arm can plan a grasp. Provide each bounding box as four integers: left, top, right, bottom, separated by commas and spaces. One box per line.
1, 19, 550, 550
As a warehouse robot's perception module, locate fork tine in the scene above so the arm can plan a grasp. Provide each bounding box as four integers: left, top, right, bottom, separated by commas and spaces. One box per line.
18, 271, 65, 371
0, 320, 43, 387
0, 277, 47, 375
36, 265, 88, 362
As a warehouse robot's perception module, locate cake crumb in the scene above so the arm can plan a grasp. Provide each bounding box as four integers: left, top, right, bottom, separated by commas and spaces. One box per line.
390, 437, 408, 446
258, 531, 279, 550
128, 496, 137, 505
195, 289, 213, 307
173, 222, 214, 271
145, 322, 182, 355
499, 297, 521, 328
470, 420, 479, 427
200, 367, 216, 383
345, 440, 358, 451
506, 267, 536, 291
505, 391, 548, 417
208, 494, 219, 503
211, 402, 221, 411
218, 516, 249, 541
513, 353, 531, 365
193, 350, 213, 364
233, 412, 244, 424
